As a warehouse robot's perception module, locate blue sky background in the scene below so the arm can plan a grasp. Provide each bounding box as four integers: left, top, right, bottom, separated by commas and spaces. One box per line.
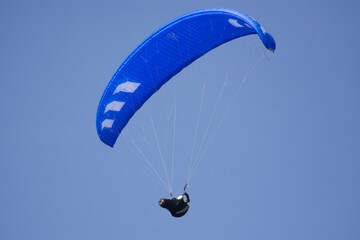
1, 0, 359, 239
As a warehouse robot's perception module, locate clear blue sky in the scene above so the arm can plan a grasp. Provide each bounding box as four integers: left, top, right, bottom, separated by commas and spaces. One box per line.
1, 0, 359, 239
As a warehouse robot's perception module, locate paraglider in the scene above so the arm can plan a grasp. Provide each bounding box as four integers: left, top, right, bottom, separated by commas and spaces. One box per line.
159, 192, 190, 217
96, 8, 276, 217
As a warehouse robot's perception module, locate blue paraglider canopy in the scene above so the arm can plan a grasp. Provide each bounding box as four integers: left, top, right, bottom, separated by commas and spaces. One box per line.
96, 8, 276, 147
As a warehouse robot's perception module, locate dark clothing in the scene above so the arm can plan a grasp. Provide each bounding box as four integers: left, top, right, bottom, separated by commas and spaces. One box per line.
159, 193, 190, 217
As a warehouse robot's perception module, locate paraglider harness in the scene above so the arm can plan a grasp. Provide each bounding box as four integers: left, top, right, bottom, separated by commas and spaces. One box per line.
159, 185, 190, 217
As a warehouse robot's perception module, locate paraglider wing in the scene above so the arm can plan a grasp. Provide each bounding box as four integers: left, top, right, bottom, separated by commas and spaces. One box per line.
96, 8, 276, 147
